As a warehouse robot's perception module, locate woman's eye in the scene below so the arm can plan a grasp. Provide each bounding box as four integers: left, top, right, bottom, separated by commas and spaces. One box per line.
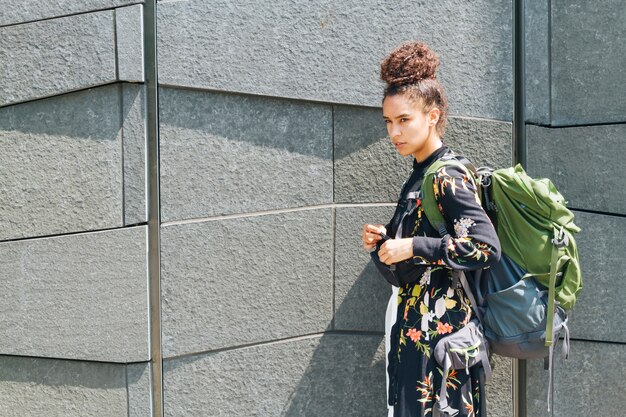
400, 118, 409, 123
383, 119, 391, 124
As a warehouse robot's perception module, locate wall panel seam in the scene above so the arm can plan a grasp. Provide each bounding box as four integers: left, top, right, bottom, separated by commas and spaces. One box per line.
160, 203, 397, 227
0, 3, 144, 29
163, 330, 385, 362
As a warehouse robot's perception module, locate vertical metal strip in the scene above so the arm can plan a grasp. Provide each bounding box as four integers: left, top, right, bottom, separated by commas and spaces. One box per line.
514, 0, 527, 169
513, 0, 528, 416
143, 1, 163, 416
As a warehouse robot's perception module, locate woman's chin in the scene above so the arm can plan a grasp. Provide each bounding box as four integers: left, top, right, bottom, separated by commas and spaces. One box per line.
396, 148, 413, 157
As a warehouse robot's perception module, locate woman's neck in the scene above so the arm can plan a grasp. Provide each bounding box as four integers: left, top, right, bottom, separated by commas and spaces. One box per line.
413, 135, 443, 163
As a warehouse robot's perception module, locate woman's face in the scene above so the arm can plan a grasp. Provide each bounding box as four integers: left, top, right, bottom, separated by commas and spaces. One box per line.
382, 94, 440, 161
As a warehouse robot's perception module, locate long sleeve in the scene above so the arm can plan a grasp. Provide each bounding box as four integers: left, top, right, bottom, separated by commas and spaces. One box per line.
411, 164, 501, 270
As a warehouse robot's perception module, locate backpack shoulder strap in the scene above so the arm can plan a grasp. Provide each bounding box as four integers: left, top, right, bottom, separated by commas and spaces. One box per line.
421, 157, 473, 237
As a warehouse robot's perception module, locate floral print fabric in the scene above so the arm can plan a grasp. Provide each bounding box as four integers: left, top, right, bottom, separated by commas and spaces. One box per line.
386, 149, 500, 417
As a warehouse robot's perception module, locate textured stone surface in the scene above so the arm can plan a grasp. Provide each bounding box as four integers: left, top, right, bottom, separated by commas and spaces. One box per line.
485, 355, 513, 417
334, 206, 395, 332
527, 124, 626, 214
0, 227, 149, 362
0, 356, 127, 417
550, 0, 626, 125
527, 341, 626, 417
163, 334, 387, 417
524, 0, 550, 125
443, 117, 513, 169
566, 211, 626, 343
0, 0, 143, 26
157, 0, 512, 120
161, 210, 333, 357
116, 5, 145, 82
128, 362, 152, 417
0, 85, 124, 240
333, 106, 411, 204
0, 11, 116, 106
123, 84, 148, 225
159, 88, 332, 222
334, 105, 513, 204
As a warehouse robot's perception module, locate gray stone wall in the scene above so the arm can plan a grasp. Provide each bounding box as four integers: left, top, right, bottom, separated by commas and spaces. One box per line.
0, 3, 150, 416
157, 1, 513, 416
524, 1, 626, 416
1, 1, 518, 416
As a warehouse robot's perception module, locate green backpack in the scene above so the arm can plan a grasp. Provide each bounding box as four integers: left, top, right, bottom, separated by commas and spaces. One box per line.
421, 157, 582, 353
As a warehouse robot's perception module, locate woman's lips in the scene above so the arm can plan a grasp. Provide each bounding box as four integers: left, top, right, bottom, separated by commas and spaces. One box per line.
394, 142, 406, 148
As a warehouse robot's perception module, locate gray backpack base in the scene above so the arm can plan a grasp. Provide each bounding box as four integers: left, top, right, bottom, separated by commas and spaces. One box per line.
477, 254, 571, 360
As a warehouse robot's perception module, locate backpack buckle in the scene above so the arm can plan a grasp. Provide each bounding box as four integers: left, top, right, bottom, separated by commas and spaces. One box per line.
552, 227, 569, 248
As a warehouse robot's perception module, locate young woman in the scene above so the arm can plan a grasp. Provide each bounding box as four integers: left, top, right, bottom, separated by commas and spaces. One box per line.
361, 42, 501, 417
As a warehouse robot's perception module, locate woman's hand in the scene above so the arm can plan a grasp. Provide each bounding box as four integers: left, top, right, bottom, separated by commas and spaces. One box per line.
378, 238, 414, 265
362, 224, 386, 251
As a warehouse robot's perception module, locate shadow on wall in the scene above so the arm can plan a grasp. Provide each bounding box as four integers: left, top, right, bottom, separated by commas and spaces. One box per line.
282, 261, 390, 417
0, 355, 136, 389
0, 84, 135, 142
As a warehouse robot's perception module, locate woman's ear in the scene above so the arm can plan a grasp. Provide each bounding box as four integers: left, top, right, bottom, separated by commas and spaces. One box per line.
428, 107, 441, 126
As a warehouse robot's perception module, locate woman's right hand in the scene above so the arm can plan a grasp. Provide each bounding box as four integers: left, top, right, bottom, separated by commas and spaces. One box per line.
362, 224, 386, 251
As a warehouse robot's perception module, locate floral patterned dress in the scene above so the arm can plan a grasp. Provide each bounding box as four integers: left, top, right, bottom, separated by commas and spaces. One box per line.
384, 146, 500, 417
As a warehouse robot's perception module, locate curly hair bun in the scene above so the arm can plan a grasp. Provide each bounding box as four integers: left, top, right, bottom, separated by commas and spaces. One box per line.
380, 42, 440, 86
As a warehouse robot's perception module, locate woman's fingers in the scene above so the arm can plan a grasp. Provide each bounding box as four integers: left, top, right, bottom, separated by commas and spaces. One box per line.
362, 224, 384, 250
379, 239, 413, 264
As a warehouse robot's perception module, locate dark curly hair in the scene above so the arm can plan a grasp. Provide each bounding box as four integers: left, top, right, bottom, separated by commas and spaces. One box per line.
380, 42, 448, 136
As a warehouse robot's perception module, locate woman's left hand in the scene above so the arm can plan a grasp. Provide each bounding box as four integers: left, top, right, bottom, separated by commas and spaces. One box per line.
378, 238, 414, 265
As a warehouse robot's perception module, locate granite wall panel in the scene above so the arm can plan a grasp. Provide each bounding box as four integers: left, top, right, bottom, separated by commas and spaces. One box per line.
0, 85, 124, 240
157, 0, 512, 120
116, 5, 145, 83
524, 0, 550, 125
527, 341, 626, 417
527, 124, 626, 214
550, 0, 626, 125
0, 0, 143, 26
0, 356, 126, 417
485, 355, 513, 417
159, 88, 332, 222
123, 83, 148, 225
160, 209, 333, 358
0, 227, 149, 362
163, 334, 387, 417
334, 205, 394, 332
334, 105, 512, 204
565, 211, 626, 343
0, 11, 116, 107
128, 362, 152, 417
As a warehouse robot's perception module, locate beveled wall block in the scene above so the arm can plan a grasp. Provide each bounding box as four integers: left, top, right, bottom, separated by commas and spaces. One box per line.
128, 363, 152, 417
0, 11, 116, 107
334, 105, 512, 204
334, 205, 395, 332
527, 124, 626, 214
550, 0, 626, 125
161, 209, 333, 358
485, 355, 513, 417
163, 334, 387, 417
116, 4, 145, 83
566, 211, 626, 343
0, 85, 124, 240
524, 0, 550, 125
527, 341, 626, 417
333, 106, 411, 204
0, 0, 143, 26
0, 227, 149, 362
123, 83, 148, 225
157, 0, 512, 120
159, 88, 332, 222
0, 356, 129, 417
